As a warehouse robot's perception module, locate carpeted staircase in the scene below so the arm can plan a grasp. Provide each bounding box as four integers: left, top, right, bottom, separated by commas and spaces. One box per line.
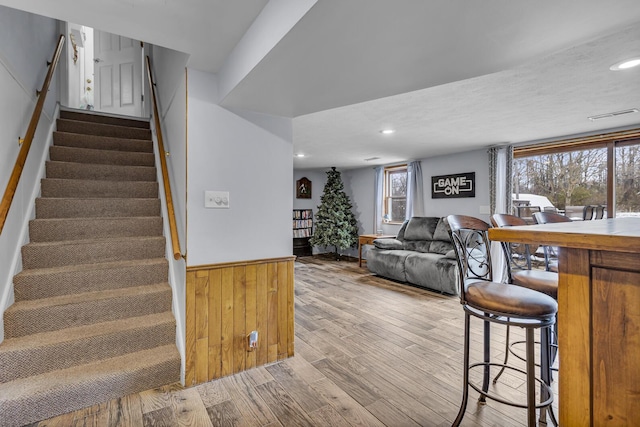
0, 109, 180, 426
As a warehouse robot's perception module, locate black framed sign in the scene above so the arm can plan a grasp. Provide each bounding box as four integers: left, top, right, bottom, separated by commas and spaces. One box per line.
431, 172, 475, 199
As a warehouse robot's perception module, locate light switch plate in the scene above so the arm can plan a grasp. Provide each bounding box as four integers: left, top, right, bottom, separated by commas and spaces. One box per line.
205, 191, 229, 208
479, 205, 491, 214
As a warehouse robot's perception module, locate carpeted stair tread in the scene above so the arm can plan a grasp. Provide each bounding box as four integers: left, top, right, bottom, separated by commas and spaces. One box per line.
1, 109, 178, 425
22, 235, 166, 269
57, 118, 151, 140
0, 312, 175, 383
50, 145, 155, 167
3, 283, 172, 338
60, 109, 150, 129
29, 216, 163, 242
41, 178, 158, 199
46, 161, 157, 182
53, 131, 153, 153
36, 197, 161, 218
0, 344, 180, 427
13, 258, 168, 301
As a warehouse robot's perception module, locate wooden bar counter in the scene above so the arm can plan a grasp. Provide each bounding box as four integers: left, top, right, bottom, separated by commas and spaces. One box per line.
489, 218, 640, 426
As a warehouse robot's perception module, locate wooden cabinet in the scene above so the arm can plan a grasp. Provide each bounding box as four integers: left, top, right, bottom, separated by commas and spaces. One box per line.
293, 209, 313, 257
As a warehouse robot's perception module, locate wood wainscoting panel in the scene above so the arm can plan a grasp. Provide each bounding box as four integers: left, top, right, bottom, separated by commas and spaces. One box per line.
185, 257, 295, 386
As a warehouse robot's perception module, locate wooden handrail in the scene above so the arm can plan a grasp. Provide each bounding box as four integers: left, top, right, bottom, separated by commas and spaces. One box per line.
145, 55, 183, 260
0, 34, 65, 235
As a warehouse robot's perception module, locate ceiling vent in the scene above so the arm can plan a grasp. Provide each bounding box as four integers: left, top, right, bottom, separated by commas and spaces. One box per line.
588, 108, 639, 121
364, 157, 380, 161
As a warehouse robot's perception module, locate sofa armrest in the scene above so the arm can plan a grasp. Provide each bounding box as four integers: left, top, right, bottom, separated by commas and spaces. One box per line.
373, 238, 404, 250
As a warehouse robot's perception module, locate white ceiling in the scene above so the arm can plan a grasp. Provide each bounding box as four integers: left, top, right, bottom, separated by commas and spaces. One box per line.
2, 0, 640, 170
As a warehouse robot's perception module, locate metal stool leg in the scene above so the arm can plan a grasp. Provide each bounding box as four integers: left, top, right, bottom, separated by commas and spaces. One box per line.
526, 328, 536, 426
479, 318, 490, 403
452, 313, 471, 427
493, 322, 511, 384
540, 325, 558, 426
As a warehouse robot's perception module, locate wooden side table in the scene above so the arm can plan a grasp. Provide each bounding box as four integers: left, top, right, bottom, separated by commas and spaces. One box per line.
358, 234, 395, 267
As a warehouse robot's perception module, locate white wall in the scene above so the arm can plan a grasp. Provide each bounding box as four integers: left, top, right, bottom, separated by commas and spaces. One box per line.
187, 69, 293, 266
150, 46, 189, 251
420, 148, 490, 221
0, 5, 60, 341
148, 44, 189, 380
341, 148, 491, 253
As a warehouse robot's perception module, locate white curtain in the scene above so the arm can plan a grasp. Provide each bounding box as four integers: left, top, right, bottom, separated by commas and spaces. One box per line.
406, 161, 425, 220
489, 146, 513, 283
373, 166, 384, 233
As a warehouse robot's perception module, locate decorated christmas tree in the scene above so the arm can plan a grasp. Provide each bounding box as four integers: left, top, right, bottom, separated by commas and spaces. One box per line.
310, 167, 359, 259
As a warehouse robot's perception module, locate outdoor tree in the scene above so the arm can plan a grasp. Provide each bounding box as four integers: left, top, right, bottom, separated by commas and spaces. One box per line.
310, 167, 359, 259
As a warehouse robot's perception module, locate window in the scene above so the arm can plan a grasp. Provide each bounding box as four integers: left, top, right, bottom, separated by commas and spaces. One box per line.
384, 165, 407, 222
513, 129, 640, 218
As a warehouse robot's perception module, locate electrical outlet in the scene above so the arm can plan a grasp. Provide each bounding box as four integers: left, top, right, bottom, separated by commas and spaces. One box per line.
248, 331, 258, 350
205, 191, 229, 208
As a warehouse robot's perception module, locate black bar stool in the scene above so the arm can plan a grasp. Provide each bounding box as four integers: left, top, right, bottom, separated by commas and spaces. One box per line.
445, 215, 557, 427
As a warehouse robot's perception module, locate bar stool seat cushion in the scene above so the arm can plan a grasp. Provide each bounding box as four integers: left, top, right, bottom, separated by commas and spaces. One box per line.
465, 280, 558, 318
512, 270, 558, 299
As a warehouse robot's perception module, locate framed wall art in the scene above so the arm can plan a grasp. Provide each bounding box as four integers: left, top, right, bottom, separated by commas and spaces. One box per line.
296, 177, 312, 199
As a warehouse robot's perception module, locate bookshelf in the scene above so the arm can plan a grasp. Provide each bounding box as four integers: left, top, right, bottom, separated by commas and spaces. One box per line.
293, 209, 313, 257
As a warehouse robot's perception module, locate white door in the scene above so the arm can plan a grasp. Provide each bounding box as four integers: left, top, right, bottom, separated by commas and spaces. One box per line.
94, 31, 142, 117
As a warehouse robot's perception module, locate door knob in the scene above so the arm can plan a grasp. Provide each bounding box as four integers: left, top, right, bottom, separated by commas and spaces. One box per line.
94, 58, 102, 63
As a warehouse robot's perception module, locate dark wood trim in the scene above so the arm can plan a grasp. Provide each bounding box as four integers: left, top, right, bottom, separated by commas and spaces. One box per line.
187, 256, 297, 272
514, 128, 640, 158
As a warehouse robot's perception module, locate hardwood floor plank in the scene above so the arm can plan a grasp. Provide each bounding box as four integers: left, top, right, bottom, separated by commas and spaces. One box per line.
170, 387, 213, 427
309, 377, 386, 427
221, 372, 277, 426
292, 335, 326, 363
139, 383, 184, 415
103, 394, 145, 427
307, 404, 352, 427
254, 381, 317, 427
196, 380, 231, 408
205, 400, 243, 427
142, 407, 177, 427
265, 362, 328, 412
240, 366, 275, 387
365, 399, 421, 427
280, 355, 326, 384
311, 358, 381, 407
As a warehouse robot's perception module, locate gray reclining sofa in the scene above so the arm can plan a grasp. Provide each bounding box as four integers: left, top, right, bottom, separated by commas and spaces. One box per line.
366, 216, 459, 295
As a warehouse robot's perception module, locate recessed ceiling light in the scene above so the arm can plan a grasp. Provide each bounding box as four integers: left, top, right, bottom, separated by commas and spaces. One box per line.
295, 153, 305, 158
610, 58, 640, 71
380, 129, 395, 134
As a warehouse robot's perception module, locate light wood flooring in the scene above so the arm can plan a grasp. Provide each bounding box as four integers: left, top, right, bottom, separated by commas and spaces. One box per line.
32, 256, 558, 427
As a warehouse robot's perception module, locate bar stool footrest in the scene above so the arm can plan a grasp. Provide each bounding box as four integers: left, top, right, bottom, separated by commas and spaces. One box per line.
469, 362, 554, 409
